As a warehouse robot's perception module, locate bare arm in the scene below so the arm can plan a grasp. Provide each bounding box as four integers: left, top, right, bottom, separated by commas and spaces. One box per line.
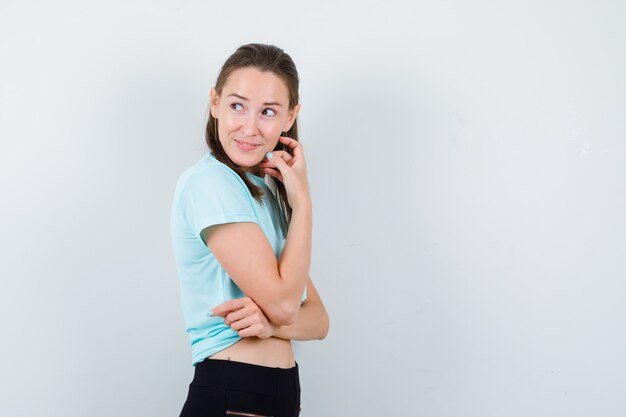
203, 201, 311, 326
203, 138, 312, 326
210, 275, 329, 341
272, 276, 329, 341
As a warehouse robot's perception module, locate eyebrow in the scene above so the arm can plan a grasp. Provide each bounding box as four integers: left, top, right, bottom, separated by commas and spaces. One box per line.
226, 93, 284, 108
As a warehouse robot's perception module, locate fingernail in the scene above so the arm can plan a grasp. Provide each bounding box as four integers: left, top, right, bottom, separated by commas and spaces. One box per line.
266, 152, 273, 159
208, 310, 214, 316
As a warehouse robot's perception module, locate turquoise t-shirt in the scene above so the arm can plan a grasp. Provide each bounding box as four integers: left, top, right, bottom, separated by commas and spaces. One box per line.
170, 150, 307, 366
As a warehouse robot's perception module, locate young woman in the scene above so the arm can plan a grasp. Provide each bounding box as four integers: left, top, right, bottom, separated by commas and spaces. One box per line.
170, 43, 329, 417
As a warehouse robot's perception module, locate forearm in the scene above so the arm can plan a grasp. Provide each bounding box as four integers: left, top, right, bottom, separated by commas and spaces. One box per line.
277, 201, 312, 314
271, 299, 329, 341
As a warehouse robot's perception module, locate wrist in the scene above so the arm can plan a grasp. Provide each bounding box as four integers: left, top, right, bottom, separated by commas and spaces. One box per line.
293, 198, 312, 212
270, 323, 281, 338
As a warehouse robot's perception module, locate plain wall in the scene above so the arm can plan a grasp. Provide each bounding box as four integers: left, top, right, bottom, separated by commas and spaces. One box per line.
1, 1, 625, 416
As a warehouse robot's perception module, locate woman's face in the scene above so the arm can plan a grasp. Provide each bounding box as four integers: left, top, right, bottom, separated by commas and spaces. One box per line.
210, 67, 300, 171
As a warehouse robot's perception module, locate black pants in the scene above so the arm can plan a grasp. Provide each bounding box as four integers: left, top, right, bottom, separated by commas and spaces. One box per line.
179, 358, 301, 417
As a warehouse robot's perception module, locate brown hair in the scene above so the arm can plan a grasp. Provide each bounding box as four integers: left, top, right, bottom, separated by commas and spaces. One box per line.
206, 43, 300, 236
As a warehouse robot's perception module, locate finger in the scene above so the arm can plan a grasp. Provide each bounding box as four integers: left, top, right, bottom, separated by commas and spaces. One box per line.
258, 161, 276, 168
224, 306, 253, 326
265, 151, 290, 174
260, 151, 292, 167
263, 150, 293, 164
263, 167, 284, 183
209, 298, 242, 317
271, 150, 294, 163
259, 161, 291, 172
277, 135, 299, 148
263, 149, 292, 159
277, 136, 303, 159
263, 167, 283, 181
238, 323, 262, 338
229, 315, 258, 331
209, 297, 246, 317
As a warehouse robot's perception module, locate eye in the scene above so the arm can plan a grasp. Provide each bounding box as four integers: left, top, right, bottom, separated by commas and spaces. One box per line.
230, 103, 243, 111
263, 108, 276, 117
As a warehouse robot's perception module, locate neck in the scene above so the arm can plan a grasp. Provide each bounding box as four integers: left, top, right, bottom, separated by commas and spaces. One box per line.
246, 166, 264, 178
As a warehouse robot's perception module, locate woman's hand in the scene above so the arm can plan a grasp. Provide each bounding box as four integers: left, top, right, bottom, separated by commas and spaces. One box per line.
257, 136, 311, 210
209, 296, 276, 339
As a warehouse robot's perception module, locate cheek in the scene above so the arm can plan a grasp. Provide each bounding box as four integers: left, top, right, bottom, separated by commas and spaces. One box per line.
219, 113, 238, 130
260, 121, 283, 136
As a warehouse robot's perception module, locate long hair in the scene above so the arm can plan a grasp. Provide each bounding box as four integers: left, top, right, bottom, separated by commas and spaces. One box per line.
206, 43, 300, 236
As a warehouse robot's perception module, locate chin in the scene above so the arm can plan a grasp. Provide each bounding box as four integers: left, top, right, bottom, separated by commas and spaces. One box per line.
229, 151, 263, 168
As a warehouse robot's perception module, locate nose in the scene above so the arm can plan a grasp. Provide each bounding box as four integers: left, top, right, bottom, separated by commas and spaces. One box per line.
241, 113, 259, 136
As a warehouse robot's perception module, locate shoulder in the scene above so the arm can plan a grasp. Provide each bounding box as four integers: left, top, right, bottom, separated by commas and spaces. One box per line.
175, 153, 246, 196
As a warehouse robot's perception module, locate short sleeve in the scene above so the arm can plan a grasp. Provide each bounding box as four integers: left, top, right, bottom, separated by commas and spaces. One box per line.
178, 165, 258, 243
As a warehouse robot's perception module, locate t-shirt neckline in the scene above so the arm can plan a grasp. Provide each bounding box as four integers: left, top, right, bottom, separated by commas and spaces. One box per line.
206, 150, 266, 183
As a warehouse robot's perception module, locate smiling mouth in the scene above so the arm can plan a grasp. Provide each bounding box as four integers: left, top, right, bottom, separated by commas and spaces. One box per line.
234, 139, 260, 146
234, 139, 261, 151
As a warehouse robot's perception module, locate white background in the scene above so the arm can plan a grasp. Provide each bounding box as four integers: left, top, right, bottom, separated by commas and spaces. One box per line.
1, 1, 625, 416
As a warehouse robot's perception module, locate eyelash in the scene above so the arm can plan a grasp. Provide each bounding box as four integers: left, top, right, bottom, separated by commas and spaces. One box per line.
230, 103, 276, 117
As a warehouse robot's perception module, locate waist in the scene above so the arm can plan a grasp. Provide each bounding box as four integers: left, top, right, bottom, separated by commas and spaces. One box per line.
208, 336, 295, 368
192, 356, 299, 397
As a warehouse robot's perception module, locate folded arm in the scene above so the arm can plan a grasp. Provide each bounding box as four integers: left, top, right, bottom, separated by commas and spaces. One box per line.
271, 275, 329, 341
203, 202, 312, 326
211, 275, 329, 341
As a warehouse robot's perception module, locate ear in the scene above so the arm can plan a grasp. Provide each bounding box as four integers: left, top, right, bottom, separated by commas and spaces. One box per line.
285, 103, 301, 131
209, 87, 219, 118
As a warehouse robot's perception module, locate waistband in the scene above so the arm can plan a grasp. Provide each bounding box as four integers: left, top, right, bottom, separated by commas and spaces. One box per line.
192, 358, 299, 396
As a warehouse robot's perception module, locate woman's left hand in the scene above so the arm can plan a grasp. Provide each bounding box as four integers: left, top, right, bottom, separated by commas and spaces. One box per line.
210, 296, 275, 339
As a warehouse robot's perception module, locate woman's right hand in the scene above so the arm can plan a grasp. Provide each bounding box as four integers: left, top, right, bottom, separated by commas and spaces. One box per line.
259, 135, 311, 210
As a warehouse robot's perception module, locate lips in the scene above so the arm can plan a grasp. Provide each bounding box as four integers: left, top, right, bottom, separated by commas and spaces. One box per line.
234, 139, 261, 152
234, 139, 260, 146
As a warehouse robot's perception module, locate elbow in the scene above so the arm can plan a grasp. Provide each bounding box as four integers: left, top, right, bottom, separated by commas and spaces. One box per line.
318, 311, 330, 340
266, 300, 299, 326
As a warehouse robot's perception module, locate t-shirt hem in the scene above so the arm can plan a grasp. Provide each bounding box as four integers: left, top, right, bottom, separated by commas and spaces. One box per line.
191, 336, 243, 366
